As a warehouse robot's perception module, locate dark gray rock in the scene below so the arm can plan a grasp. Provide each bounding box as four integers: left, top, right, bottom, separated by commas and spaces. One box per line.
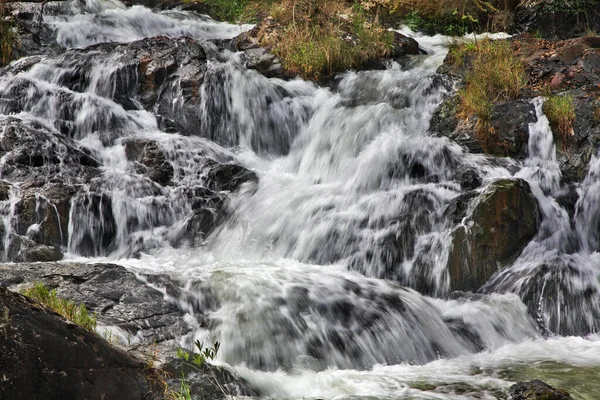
447, 179, 540, 292
391, 31, 422, 58
164, 357, 259, 399
431, 97, 535, 159
557, 89, 600, 182
0, 286, 157, 400
0, 262, 191, 343
123, 138, 174, 186
483, 256, 600, 336
513, 2, 600, 39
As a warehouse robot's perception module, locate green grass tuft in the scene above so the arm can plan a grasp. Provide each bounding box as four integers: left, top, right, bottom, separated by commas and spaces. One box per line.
22, 282, 97, 332
543, 94, 576, 147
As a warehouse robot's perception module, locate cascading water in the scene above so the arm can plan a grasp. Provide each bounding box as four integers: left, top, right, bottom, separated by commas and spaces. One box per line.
2, 0, 600, 398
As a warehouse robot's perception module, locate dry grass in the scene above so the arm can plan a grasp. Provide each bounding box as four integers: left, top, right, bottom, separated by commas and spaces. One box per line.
543, 94, 575, 147
261, 0, 393, 81
454, 38, 527, 122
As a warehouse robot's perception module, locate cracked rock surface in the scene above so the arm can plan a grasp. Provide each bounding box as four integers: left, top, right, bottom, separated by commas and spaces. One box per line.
0, 262, 191, 344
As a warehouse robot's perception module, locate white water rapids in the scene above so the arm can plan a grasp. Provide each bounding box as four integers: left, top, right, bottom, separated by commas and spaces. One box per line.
2, 0, 600, 398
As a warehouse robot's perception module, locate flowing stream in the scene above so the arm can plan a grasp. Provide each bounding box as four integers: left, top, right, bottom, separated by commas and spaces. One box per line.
2, 0, 600, 398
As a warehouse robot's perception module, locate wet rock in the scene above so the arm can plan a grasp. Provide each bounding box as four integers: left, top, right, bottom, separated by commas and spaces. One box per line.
206, 160, 259, 192
0, 262, 191, 343
514, 1, 600, 39
510, 380, 573, 400
447, 178, 539, 292
0, 117, 103, 259
391, 31, 422, 58
15, 182, 77, 249
430, 96, 461, 140
123, 138, 174, 186
3, 2, 65, 60
348, 188, 441, 281
0, 286, 157, 400
483, 257, 600, 336
242, 47, 287, 79
431, 98, 535, 159
0, 116, 99, 180
68, 191, 117, 257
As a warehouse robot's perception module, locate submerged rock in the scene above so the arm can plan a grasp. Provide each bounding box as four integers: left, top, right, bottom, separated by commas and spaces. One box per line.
0, 286, 156, 400
510, 380, 573, 400
447, 179, 539, 292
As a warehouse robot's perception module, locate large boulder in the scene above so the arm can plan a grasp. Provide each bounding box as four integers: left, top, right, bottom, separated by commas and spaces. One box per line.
0, 286, 157, 400
514, 2, 600, 39
447, 179, 540, 292
430, 97, 535, 159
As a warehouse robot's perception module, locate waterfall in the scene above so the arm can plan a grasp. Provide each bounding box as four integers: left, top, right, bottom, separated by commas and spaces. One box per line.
1, 1, 600, 398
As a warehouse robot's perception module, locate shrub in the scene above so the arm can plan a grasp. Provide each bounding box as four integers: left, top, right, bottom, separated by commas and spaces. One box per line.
543, 94, 576, 147
22, 282, 97, 332
455, 39, 527, 122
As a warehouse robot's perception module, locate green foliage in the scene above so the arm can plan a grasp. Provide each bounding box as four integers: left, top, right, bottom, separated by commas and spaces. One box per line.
543, 94, 576, 147
197, 0, 248, 22
172, 341, 221, 400
395, 0, 499, 35
173, 373, 192, 400
177, 340, 220, 368
402, 9, 481, 36
22, 282, 97, 332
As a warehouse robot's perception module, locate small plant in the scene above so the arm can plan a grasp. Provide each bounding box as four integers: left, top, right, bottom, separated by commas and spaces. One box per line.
543, 94, 576, 147
173, 374, 192, 400
171, 341, 221, 400
178, 340, 221, 368
22, 282, 97, 332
